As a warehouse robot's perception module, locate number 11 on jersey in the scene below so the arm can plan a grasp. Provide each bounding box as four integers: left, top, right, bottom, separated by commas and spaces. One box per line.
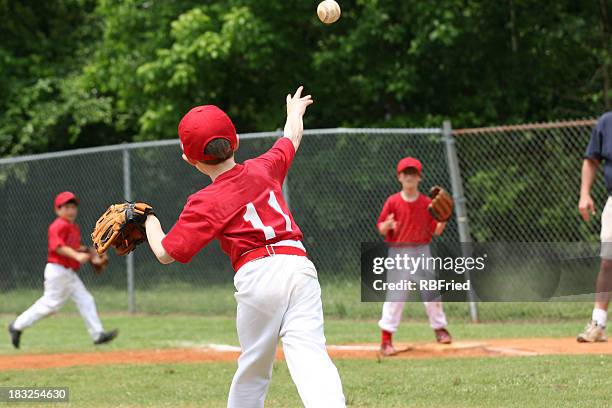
243, 191, 293, 240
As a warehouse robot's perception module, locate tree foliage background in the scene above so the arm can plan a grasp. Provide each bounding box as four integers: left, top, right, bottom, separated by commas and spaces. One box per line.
1, 0, 611, 157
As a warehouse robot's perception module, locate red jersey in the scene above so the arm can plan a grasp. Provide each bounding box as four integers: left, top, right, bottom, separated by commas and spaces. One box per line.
377, 192, 437, 244
162, 137, 304, 267
47, 217, 81, 270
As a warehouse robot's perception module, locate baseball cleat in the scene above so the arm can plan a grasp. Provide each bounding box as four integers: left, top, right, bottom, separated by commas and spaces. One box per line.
434, 328, 452, 344
94, 329, 119, 345
8, 323, 21, 349
577, 321, 607, 343
378, 343, 397, 357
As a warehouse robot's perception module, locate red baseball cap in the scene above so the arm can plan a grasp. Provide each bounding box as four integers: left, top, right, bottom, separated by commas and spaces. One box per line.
54, 191, 79, 209
178, 105, 238, 162
396, 157, 423, 174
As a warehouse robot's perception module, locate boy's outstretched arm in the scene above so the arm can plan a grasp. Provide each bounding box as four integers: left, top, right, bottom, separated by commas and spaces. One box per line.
56, 246, 90, 264
283, 86, 314, 152
145, 215, 175, 264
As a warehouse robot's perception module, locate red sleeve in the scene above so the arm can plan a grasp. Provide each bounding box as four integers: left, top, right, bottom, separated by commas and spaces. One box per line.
161, 199, 217, 264
252, 138, 296, 183
377, 197, 393, 228
48, 222, 67, 251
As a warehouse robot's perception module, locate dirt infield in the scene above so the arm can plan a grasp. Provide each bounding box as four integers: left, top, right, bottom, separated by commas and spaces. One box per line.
1, 338, 610, 371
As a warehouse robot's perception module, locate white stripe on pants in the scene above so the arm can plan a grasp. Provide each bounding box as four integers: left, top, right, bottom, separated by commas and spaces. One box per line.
228, 255, 345, 408
13, 263, 104, 340
600, 196, 612, 259
378, 245, 448, 332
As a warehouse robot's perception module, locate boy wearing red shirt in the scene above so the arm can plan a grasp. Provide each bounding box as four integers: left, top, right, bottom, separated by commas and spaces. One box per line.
377, 157, 452, 357
8, 192, 118, 348
143, 87, 345, 408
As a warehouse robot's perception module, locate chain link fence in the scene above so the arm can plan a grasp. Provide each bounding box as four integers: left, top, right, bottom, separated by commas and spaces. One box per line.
454, 119, 601, 321
0, 122, 603, 322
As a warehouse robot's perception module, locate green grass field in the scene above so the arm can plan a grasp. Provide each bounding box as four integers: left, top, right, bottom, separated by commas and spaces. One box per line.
2, 355, 610, 408
0, 314, 610, 407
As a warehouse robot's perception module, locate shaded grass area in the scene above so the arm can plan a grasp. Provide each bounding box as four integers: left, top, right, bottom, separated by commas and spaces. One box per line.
0, 314, 588, 355
0, 281, 595, 321
1, 355, 610, 407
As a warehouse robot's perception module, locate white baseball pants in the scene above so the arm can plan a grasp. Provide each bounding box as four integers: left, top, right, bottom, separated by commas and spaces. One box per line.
378, 245, 448, 332
228, 255, 345, 408
379, 300, 448, 332
13, 263, 104, 340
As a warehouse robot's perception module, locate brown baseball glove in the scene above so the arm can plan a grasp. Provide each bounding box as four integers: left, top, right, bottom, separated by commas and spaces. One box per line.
91, 202, 154, 256
428, 186, 454, 222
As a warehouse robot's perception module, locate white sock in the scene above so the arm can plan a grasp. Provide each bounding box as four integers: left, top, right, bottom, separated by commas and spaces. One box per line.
592, 308, 607, 327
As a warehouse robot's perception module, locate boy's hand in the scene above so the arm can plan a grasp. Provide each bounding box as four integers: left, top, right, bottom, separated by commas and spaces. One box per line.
286, 86, 313, 117
283, 86, 314, 151
75, 252, 91, 264
384, 214, 397, 230
378, 214, 397, 236
434, 221, 447, 236
579, 194, 596, 221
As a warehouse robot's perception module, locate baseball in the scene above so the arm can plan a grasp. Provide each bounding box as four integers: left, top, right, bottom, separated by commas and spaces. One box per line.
317, 0, 341, 25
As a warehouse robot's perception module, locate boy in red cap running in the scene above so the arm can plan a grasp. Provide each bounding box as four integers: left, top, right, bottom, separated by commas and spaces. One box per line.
8, 192, 118, 348
143, 87, 345, 408
377, 157, 452, 357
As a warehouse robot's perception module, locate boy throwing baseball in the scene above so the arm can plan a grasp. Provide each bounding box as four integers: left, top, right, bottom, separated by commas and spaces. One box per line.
377, 157, 452, 356
8, 192, 118, 348
142, 87, 345, 408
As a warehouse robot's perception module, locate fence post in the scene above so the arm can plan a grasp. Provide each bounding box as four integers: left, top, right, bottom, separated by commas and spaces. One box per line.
442, 121, 479, 322
122, 146, 135, 314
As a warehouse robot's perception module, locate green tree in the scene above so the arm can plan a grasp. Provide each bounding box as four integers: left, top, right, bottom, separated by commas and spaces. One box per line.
0, 0, 115, 156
